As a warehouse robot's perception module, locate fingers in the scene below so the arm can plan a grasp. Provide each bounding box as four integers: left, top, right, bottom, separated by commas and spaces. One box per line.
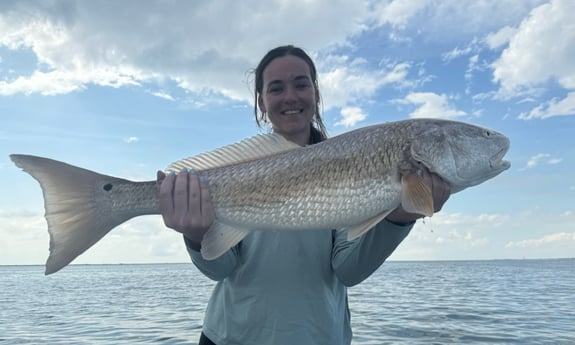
174, 170, 194, 226
158, 169, 214, 240
159, 171, 176, 226
199, 175, 215, 228
184, 171, 214, 230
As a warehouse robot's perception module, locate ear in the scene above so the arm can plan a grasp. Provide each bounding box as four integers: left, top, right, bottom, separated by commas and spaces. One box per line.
258, 94, 266, 113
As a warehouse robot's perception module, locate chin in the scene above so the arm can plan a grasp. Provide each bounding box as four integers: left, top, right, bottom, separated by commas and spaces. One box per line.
284, 123, 309, 133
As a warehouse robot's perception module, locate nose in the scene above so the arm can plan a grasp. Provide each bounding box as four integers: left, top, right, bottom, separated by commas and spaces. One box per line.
283, 85, 297, 103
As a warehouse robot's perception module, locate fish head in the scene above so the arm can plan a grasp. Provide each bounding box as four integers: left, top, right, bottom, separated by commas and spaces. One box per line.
410, 120, 511, 193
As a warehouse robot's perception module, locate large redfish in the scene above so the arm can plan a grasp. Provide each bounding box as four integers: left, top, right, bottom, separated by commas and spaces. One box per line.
11, 118, 510, 274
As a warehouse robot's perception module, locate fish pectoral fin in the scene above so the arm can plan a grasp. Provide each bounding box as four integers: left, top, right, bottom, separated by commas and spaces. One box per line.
346, 209, 395, 241
401, 171, 434, 217
200, 222, 249, 260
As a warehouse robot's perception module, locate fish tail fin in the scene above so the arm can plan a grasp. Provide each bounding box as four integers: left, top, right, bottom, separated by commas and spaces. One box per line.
10, 154, 133, 275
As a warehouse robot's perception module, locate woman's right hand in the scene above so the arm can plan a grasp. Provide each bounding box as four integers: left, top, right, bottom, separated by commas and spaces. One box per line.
157, 170, 214, 250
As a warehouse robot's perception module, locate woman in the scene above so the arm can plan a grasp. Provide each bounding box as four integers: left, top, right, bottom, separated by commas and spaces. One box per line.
159, 45, 450, 345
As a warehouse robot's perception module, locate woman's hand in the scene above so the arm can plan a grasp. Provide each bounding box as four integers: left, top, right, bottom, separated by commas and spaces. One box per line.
386, 167, 451, 225
157, 170, 214, 250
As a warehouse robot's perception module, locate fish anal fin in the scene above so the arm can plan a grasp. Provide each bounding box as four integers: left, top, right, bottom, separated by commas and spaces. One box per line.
401, 171, 434, 217
201, 222, 249, 260
346, 209, 395, 241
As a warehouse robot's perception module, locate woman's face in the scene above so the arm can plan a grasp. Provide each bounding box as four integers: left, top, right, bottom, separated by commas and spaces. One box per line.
258, 55, 318, 145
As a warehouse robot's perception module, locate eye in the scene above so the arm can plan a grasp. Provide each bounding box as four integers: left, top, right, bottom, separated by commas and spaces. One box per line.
483, 129, 492, 137
268, 86, 283, 94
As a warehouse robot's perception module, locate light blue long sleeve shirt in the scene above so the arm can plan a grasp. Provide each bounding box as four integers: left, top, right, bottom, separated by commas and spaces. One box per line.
185, 220, 413, 345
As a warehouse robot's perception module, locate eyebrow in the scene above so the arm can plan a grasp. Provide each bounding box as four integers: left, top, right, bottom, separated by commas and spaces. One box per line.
266, 75, 311, 87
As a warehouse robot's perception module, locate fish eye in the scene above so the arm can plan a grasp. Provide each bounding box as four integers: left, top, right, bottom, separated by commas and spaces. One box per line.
483, 130, 492, 137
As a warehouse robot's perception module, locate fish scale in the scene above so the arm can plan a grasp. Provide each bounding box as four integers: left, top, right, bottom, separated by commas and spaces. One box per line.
10, 118, 511, 274
201, 123, 410, 230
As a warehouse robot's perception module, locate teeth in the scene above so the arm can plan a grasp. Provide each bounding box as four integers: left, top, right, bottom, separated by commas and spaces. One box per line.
283, 110, 300, 115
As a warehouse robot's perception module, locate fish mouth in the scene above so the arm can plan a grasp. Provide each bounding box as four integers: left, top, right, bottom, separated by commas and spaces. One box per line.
490, 147, 511, 171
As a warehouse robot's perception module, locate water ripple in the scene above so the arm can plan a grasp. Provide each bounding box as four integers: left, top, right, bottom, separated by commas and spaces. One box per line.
1, 260, 574, 344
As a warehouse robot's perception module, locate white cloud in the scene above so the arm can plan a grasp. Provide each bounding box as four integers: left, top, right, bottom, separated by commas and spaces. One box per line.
319, 64, 381, 110
0, 208, 190, 266
547, 158, 563, 165
390, 212, 509, 260
374, 0, 428, 28
373, 0, 545, 42
0, 0, 370, 100
505, 232, 575, 248
0, 209, 45, 237
465, 55, 479, 81
524, 153, 563, 169
492, 0, 575, 97
464, 54, 485, 95
518, 92, 575, 119
150, 90, 175, 101
526, 153, 550, 169
335, 107, 366, 127
397, 92, 466, 119
0, 1, 547, 105
442, 38, 482, 63
318, 57, 419, 109
433, 230, 488, 248
0, 69, 136, 96
485, 26, 518, 49
0, 209, 49, 265
60, 216, 193, 266
432, 212, 510, 228
391, 209, 575, 261
123, 136, 139, 144
442, 45, 474, 62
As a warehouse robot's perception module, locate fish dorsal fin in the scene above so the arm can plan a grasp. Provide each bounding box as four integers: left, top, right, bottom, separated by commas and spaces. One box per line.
346, 209, 395, 241
401, 171, 434, 217
201, 221, 250, 260
166, 133, 300, 172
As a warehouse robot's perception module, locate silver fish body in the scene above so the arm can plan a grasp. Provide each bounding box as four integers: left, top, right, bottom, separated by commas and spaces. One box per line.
11, 118, 511, 274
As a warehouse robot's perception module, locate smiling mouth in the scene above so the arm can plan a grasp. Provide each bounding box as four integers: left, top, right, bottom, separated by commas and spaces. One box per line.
282, 109, 303, 115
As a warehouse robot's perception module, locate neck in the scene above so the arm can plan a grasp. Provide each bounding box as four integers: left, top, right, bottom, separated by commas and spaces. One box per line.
274, 127, 311, 146
274, 129, 310, 146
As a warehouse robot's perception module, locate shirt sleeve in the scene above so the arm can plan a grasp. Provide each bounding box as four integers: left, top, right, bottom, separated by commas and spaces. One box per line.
331, 219, 414, 287
184, 236, 240, 281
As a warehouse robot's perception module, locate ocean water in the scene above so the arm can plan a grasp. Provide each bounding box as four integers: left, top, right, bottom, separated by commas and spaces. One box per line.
1, 259, 573, 344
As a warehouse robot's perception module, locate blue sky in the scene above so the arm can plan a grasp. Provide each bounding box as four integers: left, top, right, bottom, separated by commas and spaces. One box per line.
1, 0, 574, 266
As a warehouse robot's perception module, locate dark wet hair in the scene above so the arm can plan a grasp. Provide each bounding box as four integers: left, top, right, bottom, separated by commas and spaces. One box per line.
253, 45, 327, 144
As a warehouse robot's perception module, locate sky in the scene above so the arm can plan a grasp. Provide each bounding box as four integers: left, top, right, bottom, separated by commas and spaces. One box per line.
1, 0, 574, 267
